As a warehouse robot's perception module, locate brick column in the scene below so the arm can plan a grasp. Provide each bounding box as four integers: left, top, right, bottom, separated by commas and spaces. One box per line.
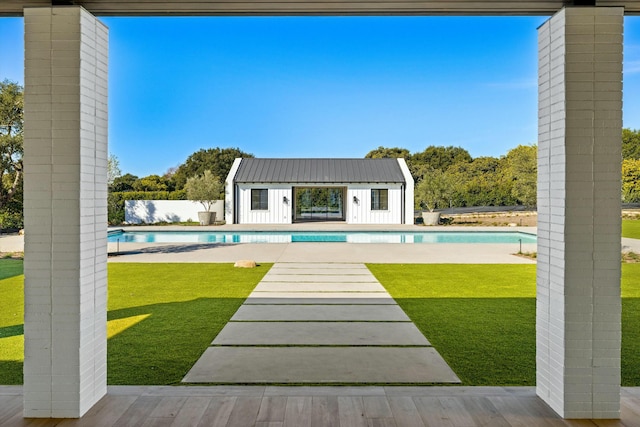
23, 6, 108, 418
537, 7, 622, 419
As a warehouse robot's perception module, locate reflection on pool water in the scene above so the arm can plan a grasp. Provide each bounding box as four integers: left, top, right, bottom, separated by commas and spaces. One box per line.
107, 230, 537, 244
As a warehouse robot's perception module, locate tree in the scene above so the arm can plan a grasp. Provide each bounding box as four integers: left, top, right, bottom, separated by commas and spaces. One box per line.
132, 174, 170, 192
184, 170, 224, 211
108, 154, 121, 185
0, 80, 23, 209
447, 156, 514, 207
504, 144, 537, 207
622, 128, 640, 160
365, 146, 411, 159
172, 147, 253, 190
410, 145, 472, 179
109, 173, 139, 193
622, 158, 640, 203
414, 167, 452, 212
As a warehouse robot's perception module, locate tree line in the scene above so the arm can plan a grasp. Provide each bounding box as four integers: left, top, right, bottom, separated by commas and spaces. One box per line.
3, 78, 640, 228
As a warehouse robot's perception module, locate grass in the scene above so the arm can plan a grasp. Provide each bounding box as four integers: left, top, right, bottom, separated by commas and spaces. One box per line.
2, 261, 639, 386
368, 263, 640, 387
623, 219, 640, 239
0, 262, 270, 385
0, 258, 23, 280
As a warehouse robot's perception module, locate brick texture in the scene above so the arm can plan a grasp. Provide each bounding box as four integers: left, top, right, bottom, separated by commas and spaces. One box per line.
537, 6, 622, 419
23, 6, 108, 418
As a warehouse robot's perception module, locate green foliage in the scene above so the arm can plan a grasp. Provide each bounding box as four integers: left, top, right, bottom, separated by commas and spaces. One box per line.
132, 174, 172, 192
622, 158, 640, 203
623, 128, 640, 160
0, 80, 23, 225
109, 173, 139, 193
410, 145, 472, 179
108, 190, 186, 225
107, 154, 121, 185
504, 144, 537, 207
414, 168, 453, 211
172, 147, 253, 190
184, 170, 224, 211
447, 156, 515, 207
365, 146, 411, 159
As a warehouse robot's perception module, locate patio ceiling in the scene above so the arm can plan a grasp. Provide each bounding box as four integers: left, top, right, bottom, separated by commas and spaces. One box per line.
2, 0, 640, 16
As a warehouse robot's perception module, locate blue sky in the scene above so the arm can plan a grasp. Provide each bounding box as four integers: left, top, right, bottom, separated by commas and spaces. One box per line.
1, 15, 640, 177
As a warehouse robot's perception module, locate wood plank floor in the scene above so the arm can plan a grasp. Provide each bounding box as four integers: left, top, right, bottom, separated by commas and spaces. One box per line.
1, 386, 640, 426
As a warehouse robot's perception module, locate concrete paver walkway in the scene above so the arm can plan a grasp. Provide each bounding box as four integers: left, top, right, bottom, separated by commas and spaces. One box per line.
183, 262, 460, 384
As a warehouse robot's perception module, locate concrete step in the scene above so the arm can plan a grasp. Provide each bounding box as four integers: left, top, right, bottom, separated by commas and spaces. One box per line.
212, 322, 430, 346
244, 292, 397, 305
253, 282, 386, 292
183, 347, 461, 384
230, 305, 411, 322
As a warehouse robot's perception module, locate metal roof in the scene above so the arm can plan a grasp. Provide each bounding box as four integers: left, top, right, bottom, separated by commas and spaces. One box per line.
233, 158, 407, 184
2, 1, 640, 16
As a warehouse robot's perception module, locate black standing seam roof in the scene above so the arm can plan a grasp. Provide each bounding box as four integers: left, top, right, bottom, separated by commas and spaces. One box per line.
233, 158, 406, 184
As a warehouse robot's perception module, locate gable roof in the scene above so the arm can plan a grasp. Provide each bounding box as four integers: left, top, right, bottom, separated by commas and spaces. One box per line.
233, 158, 407, 184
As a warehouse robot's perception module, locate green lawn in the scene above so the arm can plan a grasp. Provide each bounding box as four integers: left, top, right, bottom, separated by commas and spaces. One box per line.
2, 261, 639, 387
0, 258, 23, 280
623, 219, 640, 239
368, 263, 640, 387
0, 262, 270, 385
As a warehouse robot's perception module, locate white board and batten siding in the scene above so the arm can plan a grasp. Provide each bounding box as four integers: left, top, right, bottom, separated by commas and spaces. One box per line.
225, 158, 414, 225
236, 184, 293, 224
347, 184, 404, 224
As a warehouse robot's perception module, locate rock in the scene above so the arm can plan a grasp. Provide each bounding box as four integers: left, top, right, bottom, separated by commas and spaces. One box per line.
508, 223, 517, 227
234, 260, 257, 268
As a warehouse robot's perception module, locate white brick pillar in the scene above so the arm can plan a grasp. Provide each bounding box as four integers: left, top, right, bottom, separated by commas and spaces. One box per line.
23, 6, 108, 418
537, 7, 622, 419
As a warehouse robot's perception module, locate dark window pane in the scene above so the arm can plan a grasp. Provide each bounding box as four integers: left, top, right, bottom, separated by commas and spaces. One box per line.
251, 189, 268, 210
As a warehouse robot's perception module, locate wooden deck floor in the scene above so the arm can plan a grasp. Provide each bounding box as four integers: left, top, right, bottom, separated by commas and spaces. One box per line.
1, 386, 640, 426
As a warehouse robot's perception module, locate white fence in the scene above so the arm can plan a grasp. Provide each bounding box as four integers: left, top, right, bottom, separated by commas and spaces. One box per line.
124, 200, 224, 224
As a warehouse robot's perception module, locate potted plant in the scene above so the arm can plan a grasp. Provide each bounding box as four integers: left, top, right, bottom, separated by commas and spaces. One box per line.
184, 170, 224, 225
415, 167, 449, 225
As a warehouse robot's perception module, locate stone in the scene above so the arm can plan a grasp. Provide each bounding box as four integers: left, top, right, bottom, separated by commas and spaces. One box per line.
234, 259, 257, 268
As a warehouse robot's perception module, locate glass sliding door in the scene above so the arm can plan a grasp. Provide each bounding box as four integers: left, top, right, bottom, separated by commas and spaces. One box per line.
294, 187, 345, 222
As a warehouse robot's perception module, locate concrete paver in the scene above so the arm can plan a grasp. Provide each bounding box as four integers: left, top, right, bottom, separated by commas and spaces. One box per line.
230, 305, 411, 322
261, 274, 378, 282
183, 347, 460, 383
211, 322, 430, 346
253, 282, 386, 292
264, 268, 370, 275
244, 293, 397, 305
184, 261, 459, 384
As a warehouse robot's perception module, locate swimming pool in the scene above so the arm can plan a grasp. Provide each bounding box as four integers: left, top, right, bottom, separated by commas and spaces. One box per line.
107, 230, 536, 244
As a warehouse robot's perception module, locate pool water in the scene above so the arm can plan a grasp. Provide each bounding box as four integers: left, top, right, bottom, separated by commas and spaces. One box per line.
107, 230, 536, 244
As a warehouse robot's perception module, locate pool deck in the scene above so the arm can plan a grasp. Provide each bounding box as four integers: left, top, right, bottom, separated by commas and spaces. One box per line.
106, 225, 538, 264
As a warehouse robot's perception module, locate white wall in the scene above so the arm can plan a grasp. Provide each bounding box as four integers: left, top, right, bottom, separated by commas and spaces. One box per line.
234, 183, 406, 224
347, 184, 403, 224
224, 158, 242, 224
237, 185, 293, 224
125, 200, 224, 224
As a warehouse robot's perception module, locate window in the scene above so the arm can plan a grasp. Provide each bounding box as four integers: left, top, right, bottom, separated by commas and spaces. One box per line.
251, 189, 269, 210
371, 189, 388, 210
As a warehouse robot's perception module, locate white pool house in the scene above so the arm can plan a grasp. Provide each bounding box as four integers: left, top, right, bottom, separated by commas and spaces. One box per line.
224, 158, 415, 225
